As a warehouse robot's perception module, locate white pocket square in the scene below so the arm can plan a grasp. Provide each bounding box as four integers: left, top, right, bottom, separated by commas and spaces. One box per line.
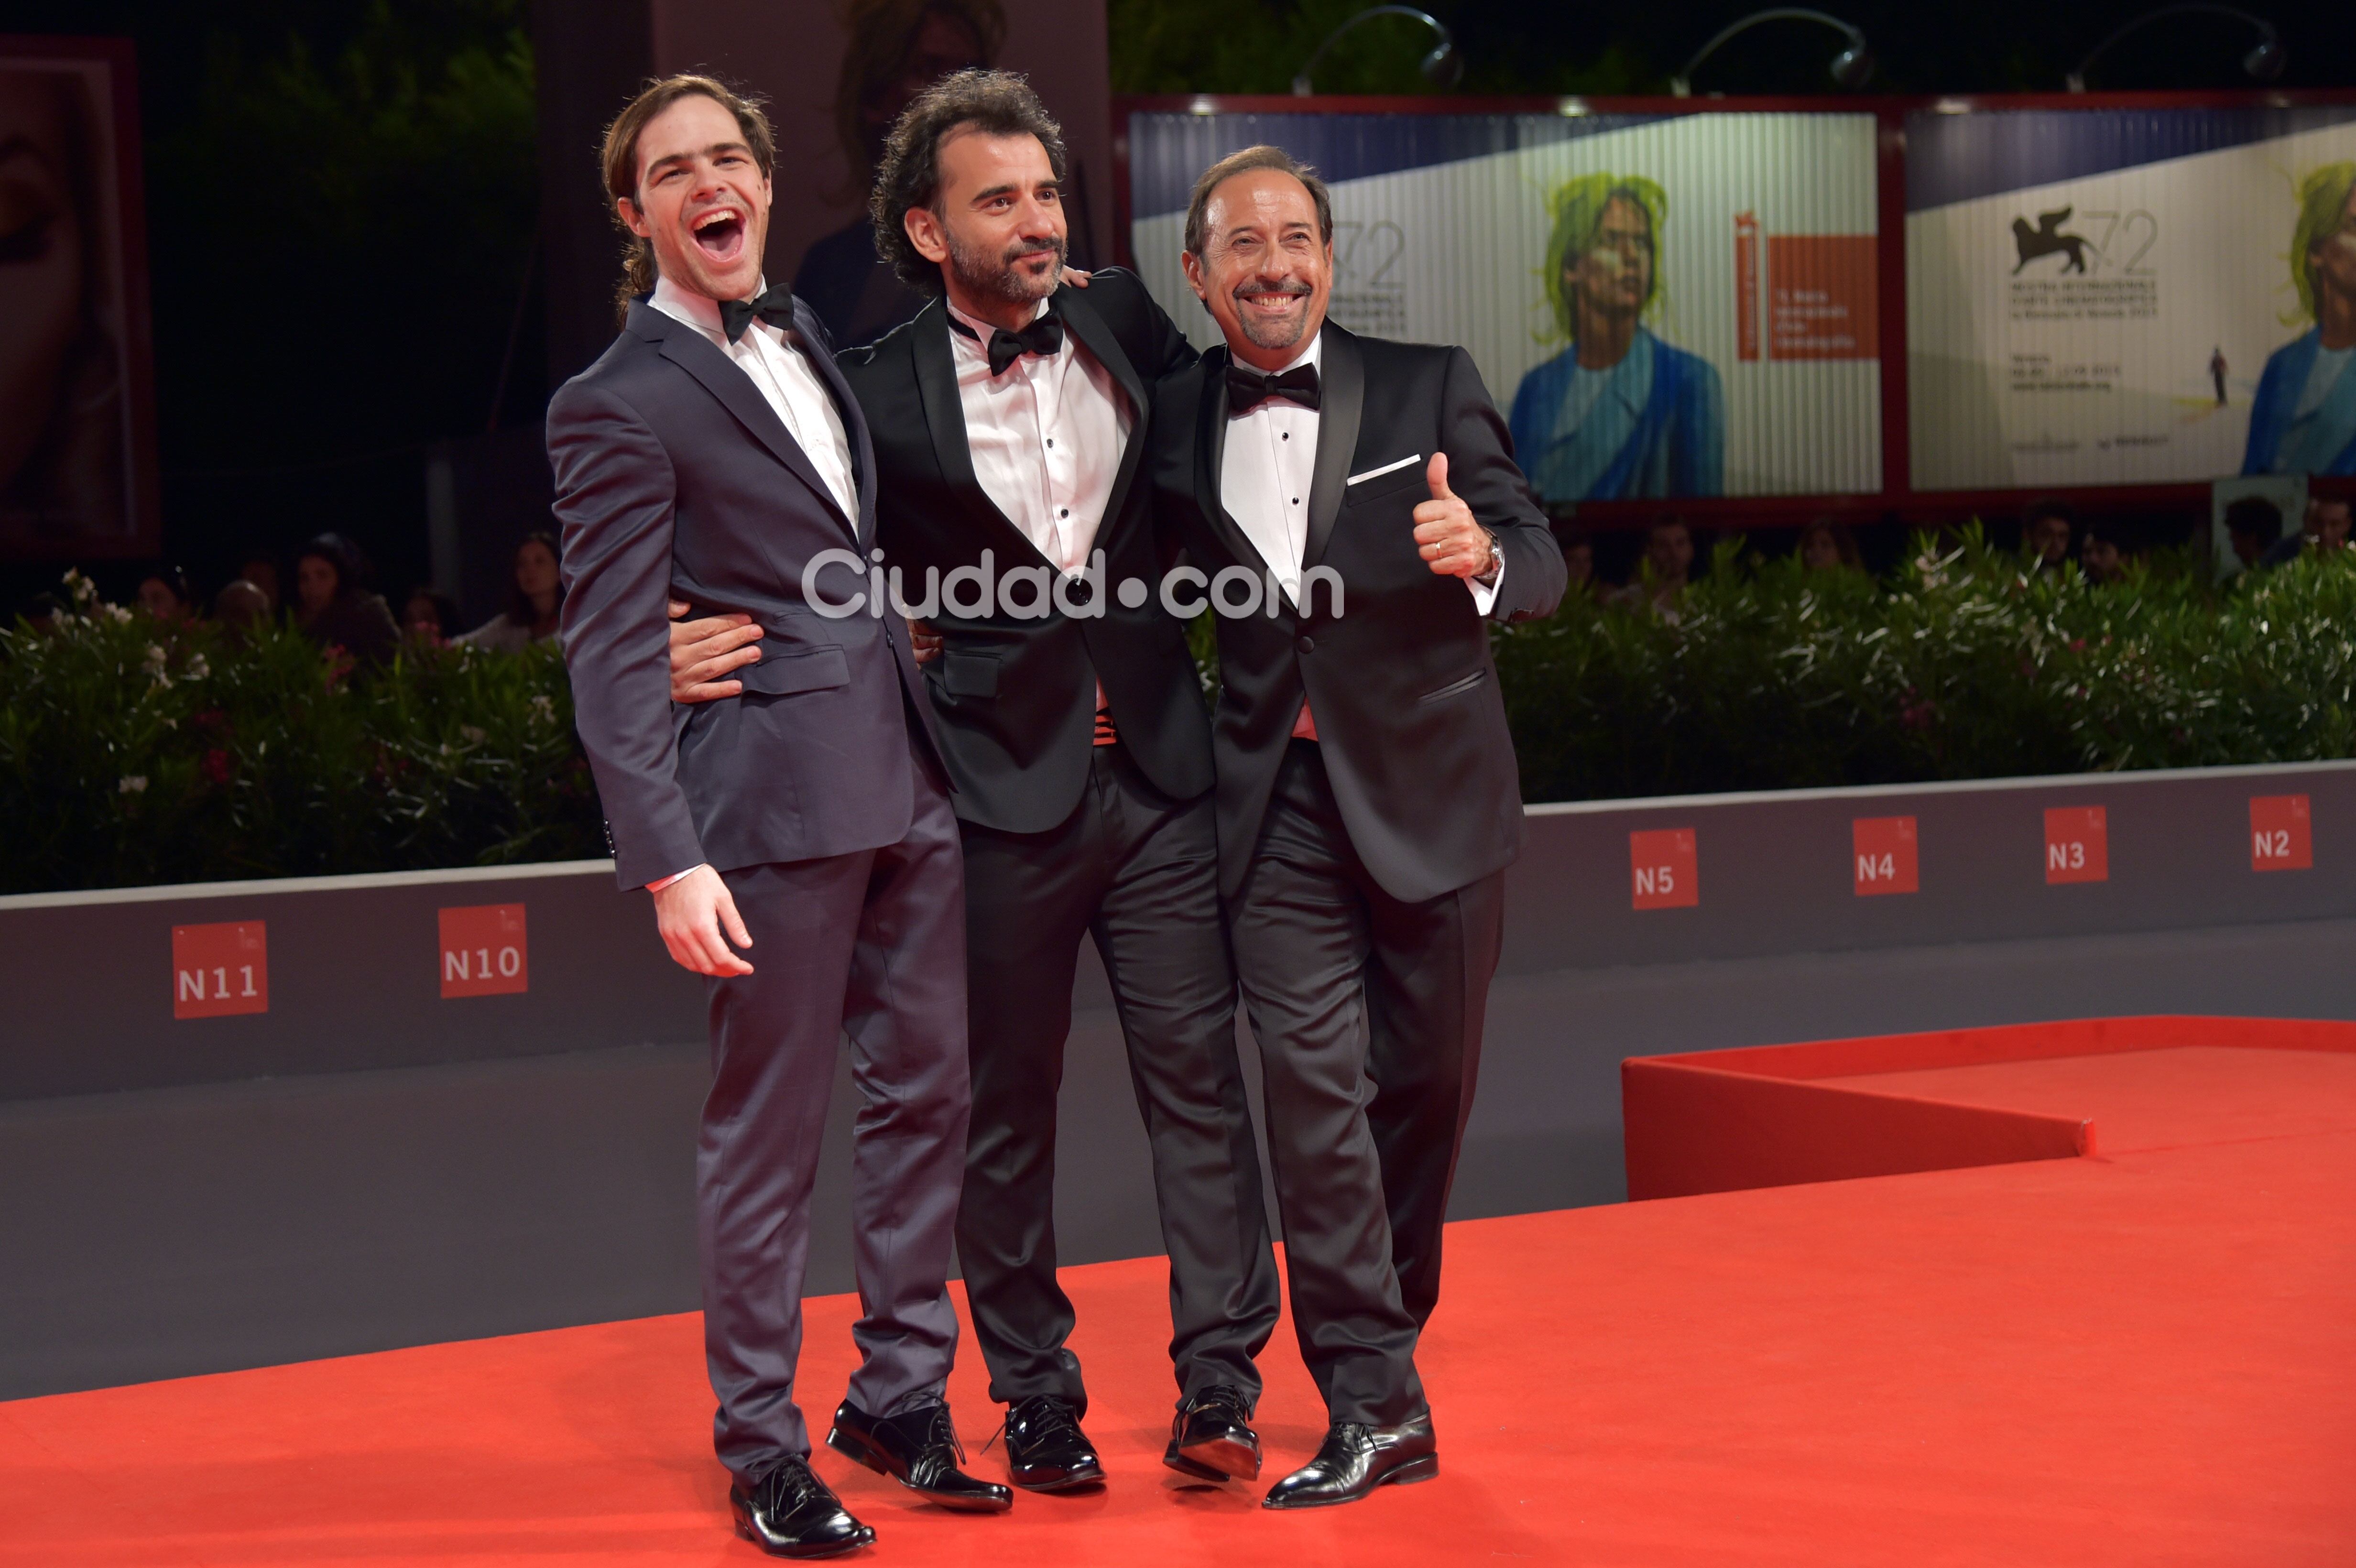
1346, 454, 1422, 486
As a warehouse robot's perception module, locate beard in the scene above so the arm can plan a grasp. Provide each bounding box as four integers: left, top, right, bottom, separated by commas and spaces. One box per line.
946, 227, 1066, 306
1232, 279, 1314, 350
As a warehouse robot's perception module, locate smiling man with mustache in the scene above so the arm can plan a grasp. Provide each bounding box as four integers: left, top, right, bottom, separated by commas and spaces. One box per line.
546, 74, 1007, 1558
1148, 145, 1565, 1509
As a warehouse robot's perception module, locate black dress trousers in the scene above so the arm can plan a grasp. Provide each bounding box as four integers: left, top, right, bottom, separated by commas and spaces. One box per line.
955, 742, 1279, 1413
1228, 739, 1503, 1427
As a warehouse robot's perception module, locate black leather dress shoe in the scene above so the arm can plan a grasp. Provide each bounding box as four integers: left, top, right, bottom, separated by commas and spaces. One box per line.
730, 1456, 876, 1558
826, 1399, 1014, 1513
1003, 1394, 1105, 1491
1262, 1415, 1438, 1509
1163, 1384, 1261, 1482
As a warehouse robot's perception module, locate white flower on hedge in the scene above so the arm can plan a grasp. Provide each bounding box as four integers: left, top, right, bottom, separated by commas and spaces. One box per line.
529, 694, 555, 724
460, 725, 486, 744
118, 775, 147, 794
63, 569, 95, 605
107, 604, 132, 624
185, 653, 209, 681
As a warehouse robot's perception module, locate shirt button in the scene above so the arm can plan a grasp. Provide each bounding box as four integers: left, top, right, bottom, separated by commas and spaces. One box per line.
1296, 635, 1315, 654
1046, 438, 1054, 447
1060, 508, 1070, 518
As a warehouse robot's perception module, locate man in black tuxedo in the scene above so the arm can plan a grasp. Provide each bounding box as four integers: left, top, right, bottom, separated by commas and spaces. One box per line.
548, 75, 1007, 1558
667, 72, 1280, 1496
1147, 146, 1566, 1508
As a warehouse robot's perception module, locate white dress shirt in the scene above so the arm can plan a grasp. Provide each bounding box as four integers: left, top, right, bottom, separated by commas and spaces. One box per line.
650, 275, 858, 522
1218, 330, 1500, 740
644, 276, 860, 893
948, 297, 1131, 573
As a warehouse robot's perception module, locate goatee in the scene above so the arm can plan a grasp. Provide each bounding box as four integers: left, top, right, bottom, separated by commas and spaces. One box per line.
948, 230, 1067, 306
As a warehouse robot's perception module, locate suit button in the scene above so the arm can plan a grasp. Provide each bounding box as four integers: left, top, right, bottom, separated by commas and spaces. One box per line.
1295, 635, 1315, 654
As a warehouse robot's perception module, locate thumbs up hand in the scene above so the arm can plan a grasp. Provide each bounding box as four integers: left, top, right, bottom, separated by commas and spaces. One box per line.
1412, 451, 1495, 580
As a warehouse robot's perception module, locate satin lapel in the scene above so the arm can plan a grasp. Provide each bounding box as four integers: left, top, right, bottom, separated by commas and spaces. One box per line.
1302, 325, 1363, 571
909, 299, 1069, 575
1192, 344, 1258, 569
645, 305, 857, 541
795, 297, 876, 545
1056, 287, 1150, 532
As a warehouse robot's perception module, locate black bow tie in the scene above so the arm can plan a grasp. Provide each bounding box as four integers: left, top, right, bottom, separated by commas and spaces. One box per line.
950, 308, 1066, 375
1226, 361, 1320, 414
718, 285, 799, 345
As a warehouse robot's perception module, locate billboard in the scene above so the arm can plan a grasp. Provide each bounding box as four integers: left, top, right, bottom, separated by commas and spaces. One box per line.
1907, 107, 2356, 491
0, 38, 156, 558
1126, 109, 1883, 501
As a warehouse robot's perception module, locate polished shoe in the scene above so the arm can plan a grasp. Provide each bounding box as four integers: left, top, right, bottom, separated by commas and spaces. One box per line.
729, 1456, 876, 1558
1002, 1394, 1105, 1491
1163, 1384, 1261, 1482
1262, 1415, 1438, 1509
826, 1399, 1014, 1513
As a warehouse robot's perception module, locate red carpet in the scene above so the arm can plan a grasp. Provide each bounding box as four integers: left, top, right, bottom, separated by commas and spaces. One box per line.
5, 1018, 2353, 1565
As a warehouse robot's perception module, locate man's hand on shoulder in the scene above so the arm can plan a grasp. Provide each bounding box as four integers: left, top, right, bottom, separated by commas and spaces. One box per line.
1412, 453, 1500, 580
668, 598, 763, 702
651, 865, 755, 977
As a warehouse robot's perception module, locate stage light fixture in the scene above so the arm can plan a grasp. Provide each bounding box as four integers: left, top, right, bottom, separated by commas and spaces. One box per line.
2064, 4, 2286, 91
1291, 6, 1463, 96
1669, 9, 1874, 98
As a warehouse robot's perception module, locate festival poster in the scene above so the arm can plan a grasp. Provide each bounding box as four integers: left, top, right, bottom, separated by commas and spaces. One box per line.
0, 40, 157, 558
1906, 107, 2356, 491
1126, 109, 1883, 500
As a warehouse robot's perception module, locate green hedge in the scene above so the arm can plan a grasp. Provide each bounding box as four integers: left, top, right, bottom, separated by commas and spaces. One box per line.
10, 533, 2356, 894
1497, 526, 2356, 803
0, 575, 600, 894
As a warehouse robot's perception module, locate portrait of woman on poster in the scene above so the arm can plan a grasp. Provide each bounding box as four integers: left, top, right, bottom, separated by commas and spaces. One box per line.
1510, 173, 1723, 503
0, 65, 129, 551
2244, 162, 2356, 479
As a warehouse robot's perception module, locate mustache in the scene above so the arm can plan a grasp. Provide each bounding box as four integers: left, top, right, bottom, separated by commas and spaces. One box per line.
1003, 233, 1066, 266
1231, 278, 1312, 301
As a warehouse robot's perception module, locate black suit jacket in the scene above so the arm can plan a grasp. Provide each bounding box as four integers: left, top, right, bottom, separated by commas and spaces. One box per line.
1149, 324, 1566, 905
548, 295, 945, 890
836, 270, 1211, 833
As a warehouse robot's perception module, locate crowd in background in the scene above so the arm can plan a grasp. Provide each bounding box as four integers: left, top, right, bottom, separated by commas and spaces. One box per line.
12, 533, 568, 667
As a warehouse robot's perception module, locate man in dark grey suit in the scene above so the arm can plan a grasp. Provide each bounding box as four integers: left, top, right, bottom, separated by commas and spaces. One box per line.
548, 75, 1006, 1559
1148, 146, 1566, 1510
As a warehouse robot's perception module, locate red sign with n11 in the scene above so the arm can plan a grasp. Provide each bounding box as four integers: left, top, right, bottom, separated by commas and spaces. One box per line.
173, 921, 268, 1019
439, 904, 529, 998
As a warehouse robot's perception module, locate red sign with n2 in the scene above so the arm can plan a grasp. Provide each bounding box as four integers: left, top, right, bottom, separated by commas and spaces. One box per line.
2250, 795, 2312, 872
173, 921, 268, 1019
1852, 816, 1919, 896
439, 904, 528, 998
1630, 829, 1699, 910
2044, 806, 2108, 885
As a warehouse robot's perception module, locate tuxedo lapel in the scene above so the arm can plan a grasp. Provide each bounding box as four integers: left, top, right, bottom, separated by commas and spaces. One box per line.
1303, 325, 1363, 571
1190, 344, 1267, 575
1056, 287, 1150, 534
794, 298, 875, 545
637, 301, 858, 542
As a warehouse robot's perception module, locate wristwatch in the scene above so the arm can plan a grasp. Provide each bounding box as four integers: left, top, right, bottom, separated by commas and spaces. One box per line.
1475, 529, 1503, 587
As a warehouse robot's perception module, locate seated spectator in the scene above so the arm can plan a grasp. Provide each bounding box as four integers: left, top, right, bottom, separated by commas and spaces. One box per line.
134, 567, 196, 621
455, 532, 564, 652
401, 588, 461, 646
1795, 516, 1863, 573
234, 549, 282, 616
2023, 497, 2074, 572
293, 533, 400, 668
2226, 495, 2285, 572
1610, 516, 1695, 612
2080, 519, 2131, 585
213, 578, 272, 634
2261, 493, 2353, 566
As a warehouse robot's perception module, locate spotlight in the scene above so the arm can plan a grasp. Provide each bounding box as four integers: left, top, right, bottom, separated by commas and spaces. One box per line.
1670, 9, 1874, 98
1293, 6, 1462, 96
2064, 5, 2287, 91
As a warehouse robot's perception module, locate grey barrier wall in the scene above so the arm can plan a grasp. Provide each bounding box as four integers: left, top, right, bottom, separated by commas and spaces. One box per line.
8, 759, 2356, 1396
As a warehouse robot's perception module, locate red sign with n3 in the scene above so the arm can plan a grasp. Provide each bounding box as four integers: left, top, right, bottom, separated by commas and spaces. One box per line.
439, 903, 529, 998
2250, 795, 2312, 872
173, 921, 268, 1019
1852, 816, 1919, 896
2044, 806, 2108, 885
1630, 828, 1699, 910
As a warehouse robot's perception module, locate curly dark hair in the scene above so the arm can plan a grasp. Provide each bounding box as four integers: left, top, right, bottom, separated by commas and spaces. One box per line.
869, 68, 1065, 294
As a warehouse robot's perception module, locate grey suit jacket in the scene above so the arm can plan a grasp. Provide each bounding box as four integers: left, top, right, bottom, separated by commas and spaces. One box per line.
548, 296, 946, 890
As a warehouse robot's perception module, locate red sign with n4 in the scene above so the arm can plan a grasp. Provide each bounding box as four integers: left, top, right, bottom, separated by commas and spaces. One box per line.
1852, 816, 1919, 896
